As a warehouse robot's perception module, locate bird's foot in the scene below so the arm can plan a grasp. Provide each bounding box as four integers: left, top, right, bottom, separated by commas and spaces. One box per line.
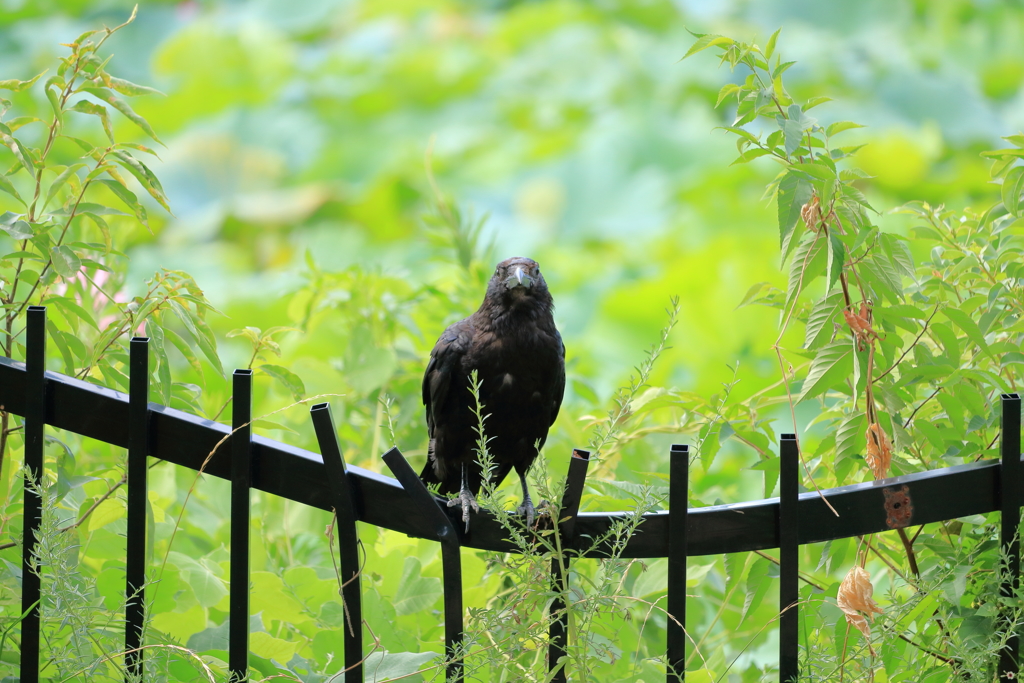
448, 489, 480, 532
516, 496, 537, 528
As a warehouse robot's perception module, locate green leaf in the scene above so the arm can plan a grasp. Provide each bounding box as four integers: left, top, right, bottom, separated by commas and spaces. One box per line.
715, 83, 741, 107
362, 651, 441, 682
880, 233, 915, 280
804, 291, 843, 350
943, 307, 993, 360
784, 235, 826, 316
836, 412, 865, 464
764, 28, 781, 60
826, 121, 865, 137
110, 150, 171, 213
93, 178, 148, 227
81, 87, 164, 145
1002, 166, 1024, 217
47, 296, 99, 330
777, 171, 813, 258
80, 211, 112, 253
393, 558, 442, 616
681, 33, 735, 60
43, 76, 63, 119
68, 100, 114, 143
0, 70, 46, 92
803, 95, 833, 110
791, 162, 836, 180
258, 364, 306, 401
0, 132, 35, 174
161, 322, 204, 378
930, 321, 961, 364
0, 174, 24, 204
797, 340, 853, 403
1, 217, 32, 239
826, 229, 845, 290
740, 558, 772, 622
50, 245, 81, 278
778, 114, 803, 157
106, 76, 164, 98
42, 163, 87, 212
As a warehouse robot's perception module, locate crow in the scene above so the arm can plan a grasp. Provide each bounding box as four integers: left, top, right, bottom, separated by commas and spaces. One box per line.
421, 256, 565, 531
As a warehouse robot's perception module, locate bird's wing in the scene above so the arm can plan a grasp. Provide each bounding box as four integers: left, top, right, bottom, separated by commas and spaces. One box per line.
422, 317, 475, 437
550, 330, 566, 427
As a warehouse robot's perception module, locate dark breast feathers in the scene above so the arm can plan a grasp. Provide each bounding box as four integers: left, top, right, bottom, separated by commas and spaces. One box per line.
421, 257, 565, 528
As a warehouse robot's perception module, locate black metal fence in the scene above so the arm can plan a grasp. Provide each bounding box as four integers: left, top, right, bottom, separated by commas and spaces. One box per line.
2, 305, 1022, 682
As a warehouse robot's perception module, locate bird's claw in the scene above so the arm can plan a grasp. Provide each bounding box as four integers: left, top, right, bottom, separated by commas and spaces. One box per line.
516, 496, 536, 528
448, 489, 479, 532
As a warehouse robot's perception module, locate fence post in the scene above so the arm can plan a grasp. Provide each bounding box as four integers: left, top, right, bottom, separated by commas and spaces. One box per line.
19, 306, 46, 683
779, 434, 799, 683
310, 403, 363, 682
1000, 392, 1022, 678
125, 337, 150, 681
666, 443, 689, 682
382, 447, 463, 683
229, 369, 253, 683
549, 448, 590, 683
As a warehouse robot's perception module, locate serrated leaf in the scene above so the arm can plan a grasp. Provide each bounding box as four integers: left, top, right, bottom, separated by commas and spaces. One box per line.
741, 558, 772, 622
804, 291, 843, 349
791, 162, 836, 180
836, 412, 865, 464
716, 83, 741, 107
784, 236, 826, 315
826, 229, 845, 290
682, 34, 735, 60
804, 96, 833, 110
778, 114, 803, 157
826, 121, 865, 137
1002, 166, 1024, 217
50, 245, 81, 278
258, 364, 306, 401
778, 171, 813, 258
880, 233, 915, 280
797, 340, 853, 403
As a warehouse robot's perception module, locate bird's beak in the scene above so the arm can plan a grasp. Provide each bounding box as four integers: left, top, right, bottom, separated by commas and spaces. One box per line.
505, 266, 534, 290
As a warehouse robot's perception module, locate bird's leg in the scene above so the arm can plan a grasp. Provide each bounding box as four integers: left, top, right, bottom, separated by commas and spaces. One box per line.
447, 463, 479, 532
516, 470, 536, 528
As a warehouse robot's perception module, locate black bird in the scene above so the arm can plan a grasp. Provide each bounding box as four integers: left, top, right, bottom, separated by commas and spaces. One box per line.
421, 256, 565, 530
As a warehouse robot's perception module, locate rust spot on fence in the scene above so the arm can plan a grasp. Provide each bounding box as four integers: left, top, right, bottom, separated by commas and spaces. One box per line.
883, 485, 913, 529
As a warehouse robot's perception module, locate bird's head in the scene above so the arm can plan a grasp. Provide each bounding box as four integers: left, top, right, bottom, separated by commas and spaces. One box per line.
486, 257, 552, 310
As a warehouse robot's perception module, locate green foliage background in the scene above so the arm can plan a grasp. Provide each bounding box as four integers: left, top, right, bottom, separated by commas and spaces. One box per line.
1, 0, 1023, 681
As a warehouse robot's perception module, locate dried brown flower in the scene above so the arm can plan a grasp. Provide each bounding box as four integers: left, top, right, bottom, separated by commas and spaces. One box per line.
865, 422, 893, 480
837, 565, 883, 642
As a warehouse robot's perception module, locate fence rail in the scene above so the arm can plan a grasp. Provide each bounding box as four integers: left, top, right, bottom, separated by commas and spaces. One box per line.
1, 306, 1021, 681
